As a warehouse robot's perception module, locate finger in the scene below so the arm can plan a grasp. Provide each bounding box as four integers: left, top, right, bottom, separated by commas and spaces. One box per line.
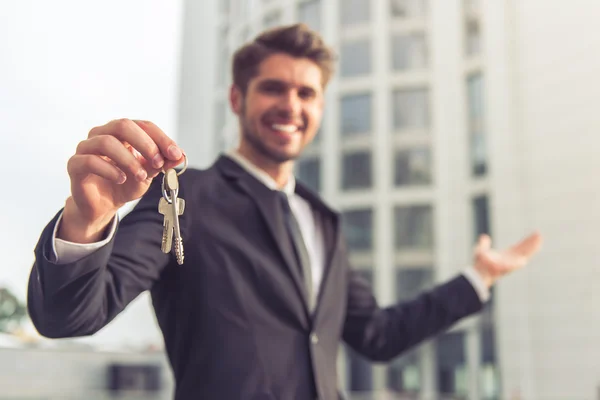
133, 120, 184, 162
162, 151, 187, 171
126, 145, 184, 180
133, 149, 163, 180
475, 234, 492, 253
76, 135, 148, 182
89, 119, 165, 170
68, 154, 127, 184
478, 250, 502, 270
510, 231, 543, 258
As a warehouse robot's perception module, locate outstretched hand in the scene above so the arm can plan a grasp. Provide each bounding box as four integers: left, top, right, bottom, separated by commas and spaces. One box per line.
473, 232, 543, 288
59, 119, 185, 244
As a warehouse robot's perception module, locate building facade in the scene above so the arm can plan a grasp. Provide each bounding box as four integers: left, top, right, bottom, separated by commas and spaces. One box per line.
176, 0, 600, 399
0, 346, 173, 399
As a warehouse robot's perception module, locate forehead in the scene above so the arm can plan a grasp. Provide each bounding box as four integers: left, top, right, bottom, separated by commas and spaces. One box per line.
252, 53, 323, 91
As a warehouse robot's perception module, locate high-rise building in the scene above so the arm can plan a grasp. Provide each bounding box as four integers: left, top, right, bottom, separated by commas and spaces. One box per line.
176, 0, 600, 399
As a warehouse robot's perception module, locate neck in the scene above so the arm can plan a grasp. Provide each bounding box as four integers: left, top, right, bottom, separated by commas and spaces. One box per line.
236, 144, 294, 189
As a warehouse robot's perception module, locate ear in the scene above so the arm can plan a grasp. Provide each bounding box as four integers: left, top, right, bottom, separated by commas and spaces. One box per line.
229, 84, 243, 115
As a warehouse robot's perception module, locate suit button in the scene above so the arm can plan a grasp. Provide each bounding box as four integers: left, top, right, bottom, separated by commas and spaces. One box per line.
310, 333, 319, 344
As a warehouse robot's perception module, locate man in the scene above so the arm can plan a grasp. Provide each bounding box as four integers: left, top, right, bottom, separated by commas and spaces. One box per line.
27, 24, 542, 399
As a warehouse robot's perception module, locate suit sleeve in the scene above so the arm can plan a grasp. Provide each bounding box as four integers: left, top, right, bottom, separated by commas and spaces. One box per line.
51, 211, 119, 264
342, 266, 483, 362
26, 177, 175, 339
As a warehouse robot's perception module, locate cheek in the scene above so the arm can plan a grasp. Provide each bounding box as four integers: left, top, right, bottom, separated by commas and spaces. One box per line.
242, 103, 261, 127
244, 99, 269, 125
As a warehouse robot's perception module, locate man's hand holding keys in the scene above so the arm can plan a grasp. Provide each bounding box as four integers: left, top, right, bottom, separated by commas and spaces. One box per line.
58, 119, 185, 244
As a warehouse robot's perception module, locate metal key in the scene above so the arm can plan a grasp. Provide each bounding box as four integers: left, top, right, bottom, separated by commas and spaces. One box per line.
158, 195, 185, 253
159, 167, 186, 265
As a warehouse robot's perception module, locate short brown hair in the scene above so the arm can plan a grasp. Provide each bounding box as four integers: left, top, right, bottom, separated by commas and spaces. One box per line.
231, 23, 336, 94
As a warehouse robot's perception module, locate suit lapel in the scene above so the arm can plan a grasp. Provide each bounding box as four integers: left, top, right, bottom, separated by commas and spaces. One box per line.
216, 156, 312, 321
294, 183, 340, 315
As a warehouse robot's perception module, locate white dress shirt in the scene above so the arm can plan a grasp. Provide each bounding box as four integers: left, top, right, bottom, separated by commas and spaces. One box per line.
51, 150, 489, 303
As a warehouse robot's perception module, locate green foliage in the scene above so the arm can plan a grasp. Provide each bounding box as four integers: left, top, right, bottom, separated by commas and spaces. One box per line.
0, 287, 27, 333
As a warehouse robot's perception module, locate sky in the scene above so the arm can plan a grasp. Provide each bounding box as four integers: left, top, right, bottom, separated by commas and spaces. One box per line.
0, 0, 187, 348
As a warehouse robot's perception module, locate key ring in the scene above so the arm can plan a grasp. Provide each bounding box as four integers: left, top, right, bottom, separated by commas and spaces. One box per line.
176, 153, 188, 176
161, 185, 178, 204
161, 153, 187, 203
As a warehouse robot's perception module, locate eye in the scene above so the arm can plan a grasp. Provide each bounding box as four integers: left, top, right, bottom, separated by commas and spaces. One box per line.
298, 88, 316, 100
259, 82, 284, 95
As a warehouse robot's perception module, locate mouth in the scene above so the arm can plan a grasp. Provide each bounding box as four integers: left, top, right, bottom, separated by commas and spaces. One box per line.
271, 123, 300, 133
263, 119, 305, 140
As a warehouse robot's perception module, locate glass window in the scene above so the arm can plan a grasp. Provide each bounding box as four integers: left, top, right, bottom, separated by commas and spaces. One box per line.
436, 332, 467, 396
342, 151, 372, 190
340, 39, 372, 77
298, 0, 321, 31
348, 349, 373, 391
387, 350, 420, 393
481, 328, 500, 400
340, 0, 370, 26
395, 268, 433, 301
481, 328, 496, 365
341, 94, 372, 136
390, 0, 427, 18
472, 195, 490, 241
467, 73, 484, 120
471, 133, 486, 176
296, 157, 321, 193
394, 205, 433, 250
465, 17, 481, 56
467, 73, 486, 176
263, 10, 282, 29
342, 209, 373, 251
393, 147, 432, 186
392, 89, 429, 131
391, 33, 427, 71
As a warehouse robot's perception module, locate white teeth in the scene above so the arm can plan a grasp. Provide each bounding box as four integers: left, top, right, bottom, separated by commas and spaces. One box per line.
272, 123, 298, 133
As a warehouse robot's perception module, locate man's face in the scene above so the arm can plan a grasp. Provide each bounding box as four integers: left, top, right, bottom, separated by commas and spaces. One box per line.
231, 53, 324, 164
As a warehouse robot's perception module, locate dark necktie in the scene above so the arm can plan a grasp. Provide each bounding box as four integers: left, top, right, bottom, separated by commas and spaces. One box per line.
278, 191, 314, 312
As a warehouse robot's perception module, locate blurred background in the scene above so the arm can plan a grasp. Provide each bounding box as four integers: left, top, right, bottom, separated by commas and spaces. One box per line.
1, 0, 598, 399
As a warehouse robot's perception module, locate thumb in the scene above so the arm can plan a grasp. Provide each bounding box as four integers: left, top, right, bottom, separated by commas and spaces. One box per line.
476, 234, 492, 253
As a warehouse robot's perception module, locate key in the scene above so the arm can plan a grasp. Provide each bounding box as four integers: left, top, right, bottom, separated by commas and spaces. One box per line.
159, 168, 186, 265
158, 196, 184, 253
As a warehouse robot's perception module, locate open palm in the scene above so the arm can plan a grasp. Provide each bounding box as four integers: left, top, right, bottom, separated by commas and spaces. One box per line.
473, 232, 543, 287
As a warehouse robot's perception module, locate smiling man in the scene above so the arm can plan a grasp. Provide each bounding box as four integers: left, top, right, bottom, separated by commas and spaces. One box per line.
231, 30, 328, 186
27, 24, 542, 400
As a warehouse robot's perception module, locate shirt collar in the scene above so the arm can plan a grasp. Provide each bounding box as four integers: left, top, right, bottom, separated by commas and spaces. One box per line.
226, 149, 296, 196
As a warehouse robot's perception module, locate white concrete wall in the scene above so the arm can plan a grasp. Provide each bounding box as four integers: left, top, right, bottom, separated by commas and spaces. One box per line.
488, 0, 600, 398
176, 0, 220, 169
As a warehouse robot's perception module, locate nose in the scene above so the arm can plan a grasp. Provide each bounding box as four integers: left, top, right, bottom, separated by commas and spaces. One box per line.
279, 90, 302, 117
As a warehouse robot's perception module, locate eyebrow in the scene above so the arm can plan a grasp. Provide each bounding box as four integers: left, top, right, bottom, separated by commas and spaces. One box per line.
257, 79, 319, 95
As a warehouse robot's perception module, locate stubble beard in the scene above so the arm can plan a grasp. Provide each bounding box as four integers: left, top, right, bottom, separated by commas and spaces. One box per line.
239, 104, 303, 165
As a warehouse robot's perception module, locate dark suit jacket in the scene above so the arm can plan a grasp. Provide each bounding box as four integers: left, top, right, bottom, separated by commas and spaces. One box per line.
27, 155, 482, 400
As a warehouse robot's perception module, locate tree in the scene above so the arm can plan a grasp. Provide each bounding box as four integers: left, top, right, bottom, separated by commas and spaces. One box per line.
0, 287, 27, 333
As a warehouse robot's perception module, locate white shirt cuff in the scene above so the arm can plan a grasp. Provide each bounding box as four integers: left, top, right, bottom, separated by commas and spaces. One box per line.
51, 211, 118, 264
461, 265, 491, 303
